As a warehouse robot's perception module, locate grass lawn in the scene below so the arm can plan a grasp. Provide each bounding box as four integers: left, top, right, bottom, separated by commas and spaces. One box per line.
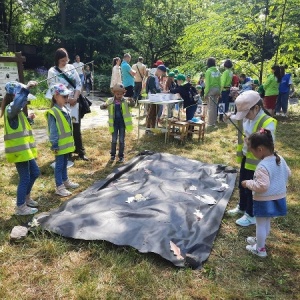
0, 106, 299, 300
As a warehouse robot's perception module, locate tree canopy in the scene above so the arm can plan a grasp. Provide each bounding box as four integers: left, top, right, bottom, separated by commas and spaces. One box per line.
1, 0, 299, 76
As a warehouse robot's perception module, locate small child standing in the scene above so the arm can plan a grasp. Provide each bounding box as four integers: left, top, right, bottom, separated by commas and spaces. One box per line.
242, 129, 291, 257
46, 84, 79, 197
84, 65, 93, 96
100, 84, 134, 163
1, 81, 40, 215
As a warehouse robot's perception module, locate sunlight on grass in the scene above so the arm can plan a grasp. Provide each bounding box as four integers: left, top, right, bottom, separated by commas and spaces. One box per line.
0, 105, 299, 299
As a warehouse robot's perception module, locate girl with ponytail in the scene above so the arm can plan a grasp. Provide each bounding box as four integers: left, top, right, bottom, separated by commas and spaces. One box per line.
241, 129, 291, 257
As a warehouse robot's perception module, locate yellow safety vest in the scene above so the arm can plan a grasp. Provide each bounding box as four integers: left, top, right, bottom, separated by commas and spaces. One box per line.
45, 107, 75, 155
4, 110, 37, 163
237, 113, 277, 170
108, 99, 133, 133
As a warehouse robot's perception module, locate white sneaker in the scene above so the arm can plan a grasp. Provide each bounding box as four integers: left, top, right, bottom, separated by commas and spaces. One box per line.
26, 198, 39, 208
227, 205, 245, 216
281, 113, 287, 117
236, 213, 256, 227
246, 244, 267, 257
246, 236, 257, 245
55, 184, 72, 197
63, 179, 79, 189
15, 204, 38, 215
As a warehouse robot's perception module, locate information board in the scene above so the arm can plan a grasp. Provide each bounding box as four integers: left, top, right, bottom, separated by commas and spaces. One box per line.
0, 52, 26, 100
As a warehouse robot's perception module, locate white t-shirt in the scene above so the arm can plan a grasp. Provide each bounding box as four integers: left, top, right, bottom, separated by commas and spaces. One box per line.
73, 62, 84, 75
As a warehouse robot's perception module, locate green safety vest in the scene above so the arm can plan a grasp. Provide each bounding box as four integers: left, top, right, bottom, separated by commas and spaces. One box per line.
237, 113, 277, 171
45, 107, 75, 155
108, 100, 133, 133
4, 110, 37, 163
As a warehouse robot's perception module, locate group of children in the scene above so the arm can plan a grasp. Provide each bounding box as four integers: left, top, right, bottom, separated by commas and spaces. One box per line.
1, 71, 292, 259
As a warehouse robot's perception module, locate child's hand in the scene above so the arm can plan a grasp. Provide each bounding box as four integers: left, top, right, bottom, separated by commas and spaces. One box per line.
241, 181, 247, 188
28, 113, 36, 120
100, 103, 108, 110
26, 81, 38, 89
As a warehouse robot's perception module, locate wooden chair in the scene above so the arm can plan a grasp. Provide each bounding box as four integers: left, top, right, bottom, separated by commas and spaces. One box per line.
187, 120, 205, 142
167, 120, 189, 143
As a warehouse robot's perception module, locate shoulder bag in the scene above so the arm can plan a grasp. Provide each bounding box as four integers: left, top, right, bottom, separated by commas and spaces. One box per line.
54, 66, 92, 118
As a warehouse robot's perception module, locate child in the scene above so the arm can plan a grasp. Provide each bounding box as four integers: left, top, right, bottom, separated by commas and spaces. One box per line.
241, 129, 291, 257
46, 83, 79, 197
1, 81, 40, 215
100, 83, 134, 163
84, 65, 93, 96
227, 91, 277, 227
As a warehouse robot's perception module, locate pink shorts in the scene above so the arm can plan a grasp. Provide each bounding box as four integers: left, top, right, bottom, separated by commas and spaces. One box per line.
263, 95, 277, 109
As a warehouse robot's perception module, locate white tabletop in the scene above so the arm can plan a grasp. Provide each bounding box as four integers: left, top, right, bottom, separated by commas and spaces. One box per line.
138, 99, 183, 105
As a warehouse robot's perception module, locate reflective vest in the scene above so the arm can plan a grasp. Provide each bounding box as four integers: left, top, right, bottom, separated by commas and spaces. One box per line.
4, 110, 37, 163
108, 99, 133, 133
237, 113, 277, 170
46, 107, 75, 155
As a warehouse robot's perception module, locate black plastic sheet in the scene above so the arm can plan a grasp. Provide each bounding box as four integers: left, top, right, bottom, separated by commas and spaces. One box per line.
37, 152, 237, 268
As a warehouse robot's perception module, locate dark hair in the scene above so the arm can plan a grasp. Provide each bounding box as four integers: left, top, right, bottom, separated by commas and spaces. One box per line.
207, 57, 216, 68
55, 48, 68, 67
272, 65, 282, 83
240, 73, 246, 79
0, 94, 14, 117
249, 99, 271, 116
112, 57, 120, 67
51, 96, 56, 108
280, 65, 286, 78
138, 57, 143, 62
224, 59, 233, 69
248, 129, 281, 165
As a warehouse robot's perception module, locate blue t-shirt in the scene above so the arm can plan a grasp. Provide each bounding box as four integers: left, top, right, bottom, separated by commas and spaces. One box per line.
121, 61, 135, 87
279, 73, 292, 93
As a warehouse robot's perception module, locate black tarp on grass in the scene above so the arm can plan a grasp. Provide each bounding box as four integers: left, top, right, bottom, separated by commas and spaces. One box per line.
37, 152, 237, 268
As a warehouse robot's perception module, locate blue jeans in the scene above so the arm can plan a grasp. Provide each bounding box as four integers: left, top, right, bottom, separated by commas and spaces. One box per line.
15, 159, 40, 206
219, 90, 231, 112
111, 120, 125, 158
79, 74, 84, 86
185, 103, 198, 121
275, 92, 289, 114
55, 154, 68, 186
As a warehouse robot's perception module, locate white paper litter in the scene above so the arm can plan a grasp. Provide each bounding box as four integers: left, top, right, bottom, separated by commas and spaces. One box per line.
194, 209, 204, 220
10, 226, 28, 240
189, 185, 197, 191
195, 194, 217, 205
210, 183, 229, 192
126, 193, 147, 203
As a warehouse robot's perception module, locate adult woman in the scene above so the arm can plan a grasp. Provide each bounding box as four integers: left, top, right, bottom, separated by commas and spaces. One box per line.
263, 65, 281, 117
47, 48, 89, 161
204, 57, 221, 127
219, 59, 233, 121
110, 57, 122, 89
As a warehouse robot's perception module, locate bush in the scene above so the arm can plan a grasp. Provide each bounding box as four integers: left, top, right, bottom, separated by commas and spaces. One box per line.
93, 73, 111, 93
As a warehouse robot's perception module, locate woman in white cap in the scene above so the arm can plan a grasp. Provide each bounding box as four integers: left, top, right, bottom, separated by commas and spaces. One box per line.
227, 90, 277, 227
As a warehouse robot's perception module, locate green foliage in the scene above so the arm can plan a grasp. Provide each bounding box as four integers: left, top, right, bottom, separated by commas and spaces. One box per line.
93, 74, 111, 94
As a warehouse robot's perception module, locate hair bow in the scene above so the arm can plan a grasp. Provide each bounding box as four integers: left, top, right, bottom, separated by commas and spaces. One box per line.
259, 128, 266, 134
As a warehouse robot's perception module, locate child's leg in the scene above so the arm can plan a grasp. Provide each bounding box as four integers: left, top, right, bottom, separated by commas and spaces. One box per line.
62, 154, 68, 182
118, 126, 126, 158
110, 124, 118, 157
15, 161, 31, 206
55, 154, 65, 187
26, 159, 40, 196
256, 217, 271, 249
